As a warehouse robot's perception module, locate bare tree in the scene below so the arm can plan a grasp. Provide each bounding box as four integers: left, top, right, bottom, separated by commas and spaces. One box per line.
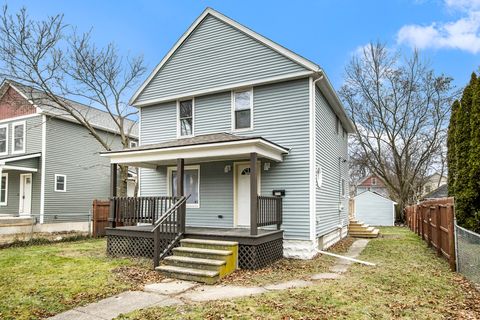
0, 6, 146, 195
340, 42, 455, 220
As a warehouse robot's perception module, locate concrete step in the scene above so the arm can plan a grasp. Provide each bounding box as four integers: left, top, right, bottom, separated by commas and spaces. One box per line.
0, 216, 34, 227
163, 255, 226, 272
155, 265, 219, 284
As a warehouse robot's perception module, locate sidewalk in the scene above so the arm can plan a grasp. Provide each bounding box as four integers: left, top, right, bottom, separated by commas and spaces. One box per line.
49, 239, 370, 320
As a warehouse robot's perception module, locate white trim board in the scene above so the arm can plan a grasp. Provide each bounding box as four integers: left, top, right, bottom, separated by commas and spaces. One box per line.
0, 152, 41, 164
129, 7, 320, 106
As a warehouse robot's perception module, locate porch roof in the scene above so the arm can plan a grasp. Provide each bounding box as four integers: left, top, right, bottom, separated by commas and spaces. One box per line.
0, 153, 40, 172
101, 133, 289, 168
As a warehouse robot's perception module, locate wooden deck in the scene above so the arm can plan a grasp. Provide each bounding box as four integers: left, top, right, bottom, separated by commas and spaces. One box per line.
107, 225, 283, 245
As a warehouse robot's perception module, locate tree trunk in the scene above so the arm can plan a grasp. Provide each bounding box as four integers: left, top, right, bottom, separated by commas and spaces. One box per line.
118, 164, 129, 197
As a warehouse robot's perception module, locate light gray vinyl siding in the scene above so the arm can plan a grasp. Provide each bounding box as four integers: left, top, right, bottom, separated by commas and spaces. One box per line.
43, 117, 118, 223
0, 115, 42, 160
141, 161, 234, 228
139, 78, 311, 239
355, 191, 395, 226
315, 87, 349, 237
0, 170, 41, 216
135, 14, 307, 104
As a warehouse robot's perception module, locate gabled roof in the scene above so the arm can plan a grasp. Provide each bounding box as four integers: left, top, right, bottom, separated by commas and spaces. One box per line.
355, 190, 397, 204
0, 80, 138, 137
421, 184, 448, 200
129, 8, 355, 133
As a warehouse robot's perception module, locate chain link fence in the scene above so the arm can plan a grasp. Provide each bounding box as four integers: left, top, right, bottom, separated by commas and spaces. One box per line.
455, 223, 480, 288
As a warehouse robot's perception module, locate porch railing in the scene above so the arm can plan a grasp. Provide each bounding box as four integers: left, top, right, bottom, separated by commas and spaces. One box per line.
152, 195, 189, 267
257, 195, 283, 229
110, 196, 179, 227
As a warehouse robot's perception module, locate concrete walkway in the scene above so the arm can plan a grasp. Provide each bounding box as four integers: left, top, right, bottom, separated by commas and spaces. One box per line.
49, 239, 370, 320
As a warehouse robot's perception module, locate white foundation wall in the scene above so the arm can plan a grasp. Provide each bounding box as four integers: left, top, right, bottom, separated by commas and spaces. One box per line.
0, 221, 91, 235
283, 239, 318, 259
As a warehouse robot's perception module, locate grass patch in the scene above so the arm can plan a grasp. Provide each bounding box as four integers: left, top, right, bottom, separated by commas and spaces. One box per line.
220, 236, 354, 286
120, 227, 480, 319
0, 238, 161, 320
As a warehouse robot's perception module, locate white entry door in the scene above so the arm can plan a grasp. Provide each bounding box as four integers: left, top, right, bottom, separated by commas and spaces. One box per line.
235, 163, 260, 227
19, 173, 32, 216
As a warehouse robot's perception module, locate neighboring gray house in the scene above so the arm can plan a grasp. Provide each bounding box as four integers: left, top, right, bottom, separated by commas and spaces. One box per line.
103, 8, 354, 265
0, 80, 136, 233
354, 191, 396, 226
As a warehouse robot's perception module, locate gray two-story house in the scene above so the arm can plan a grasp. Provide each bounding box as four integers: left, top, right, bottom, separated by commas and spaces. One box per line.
103, 8, 353, 276
0, 80, 136, 234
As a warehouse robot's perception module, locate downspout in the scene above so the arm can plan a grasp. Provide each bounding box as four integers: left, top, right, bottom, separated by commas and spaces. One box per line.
311, 72, 323, 242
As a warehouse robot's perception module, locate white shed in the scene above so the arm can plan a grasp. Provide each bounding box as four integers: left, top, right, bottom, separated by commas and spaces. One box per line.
354, 191, 396, 226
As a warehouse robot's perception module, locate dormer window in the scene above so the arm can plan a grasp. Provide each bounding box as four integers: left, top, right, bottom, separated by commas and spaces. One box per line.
178, 99, 194, 137
233, 89, 253, 130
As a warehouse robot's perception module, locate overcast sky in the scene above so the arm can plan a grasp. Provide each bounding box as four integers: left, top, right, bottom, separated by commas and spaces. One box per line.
6, 0, 480, 95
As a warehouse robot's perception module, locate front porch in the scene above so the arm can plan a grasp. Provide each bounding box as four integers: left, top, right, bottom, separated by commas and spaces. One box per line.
102, 133, 289, 270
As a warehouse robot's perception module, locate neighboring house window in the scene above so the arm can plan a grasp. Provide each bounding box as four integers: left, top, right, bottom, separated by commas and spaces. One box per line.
233, 89, 253, 130
425, 185, 431, 193
129, 140, 138, 148
0, 173, 8, 205
341, 178, 345, 197
371, 177, 377, 185
12, 121, 26, 154
54, 174, 67, 192
168, 165, 200, 208
0, 124, 8, 155
178, 99, 194, 137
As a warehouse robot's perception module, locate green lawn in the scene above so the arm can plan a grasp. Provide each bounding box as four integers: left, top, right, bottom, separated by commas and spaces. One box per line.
0, 238, 156, 320
120, 227, 480, 320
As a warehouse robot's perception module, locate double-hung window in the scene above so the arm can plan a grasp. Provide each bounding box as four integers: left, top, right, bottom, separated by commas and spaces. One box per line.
178, 99, 194, 137
55, 174, 67, 192
233, 89, 252, 130
12, 121, 25, 154
0, 124, 8, 155
168, 166, 200, 208
0, 173, 8, 205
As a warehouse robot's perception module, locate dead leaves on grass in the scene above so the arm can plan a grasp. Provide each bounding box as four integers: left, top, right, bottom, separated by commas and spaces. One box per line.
112, 265, 165, 289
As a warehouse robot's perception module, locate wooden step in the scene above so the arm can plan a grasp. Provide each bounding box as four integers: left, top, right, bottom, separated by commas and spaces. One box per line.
180, 238, 238, 251
349, 228, 380, 238
155, 265, 219, 284
163, 255, 226, 272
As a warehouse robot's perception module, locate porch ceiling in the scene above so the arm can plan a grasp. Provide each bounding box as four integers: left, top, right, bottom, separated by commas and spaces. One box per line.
0, 153, 40, 172
101, 133, 289, 168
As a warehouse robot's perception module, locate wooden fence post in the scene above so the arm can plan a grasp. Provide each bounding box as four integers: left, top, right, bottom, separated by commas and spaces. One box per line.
436, 205, 442, 257
447, 204, 456, 271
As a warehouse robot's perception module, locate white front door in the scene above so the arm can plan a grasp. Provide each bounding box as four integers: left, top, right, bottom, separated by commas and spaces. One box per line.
19, 173, 32, 216
235, 163, 260, 227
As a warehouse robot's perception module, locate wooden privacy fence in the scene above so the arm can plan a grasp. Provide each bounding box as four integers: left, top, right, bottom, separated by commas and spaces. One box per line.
404, 197, 456, 271
92, 200, 110, 237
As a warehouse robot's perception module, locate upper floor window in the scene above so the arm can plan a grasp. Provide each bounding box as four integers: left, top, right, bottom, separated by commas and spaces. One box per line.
178, 99, 194, 137
129, 140, 138, 148
233, 89, 252, 130
12, 121, 25, 154
371, 177, 377, 185
0, 124, 8, 155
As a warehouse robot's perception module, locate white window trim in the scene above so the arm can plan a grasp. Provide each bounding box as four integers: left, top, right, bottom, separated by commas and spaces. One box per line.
167, 165, 200, 208
0, 124, 8, 156
231, 88, 254, 132
54, 174, 67, 192
129, 140, 138, 148
176, 98, 195, 138
0, 173, 8, 206
12, 121, 26, 154
371, 177, 377, 186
